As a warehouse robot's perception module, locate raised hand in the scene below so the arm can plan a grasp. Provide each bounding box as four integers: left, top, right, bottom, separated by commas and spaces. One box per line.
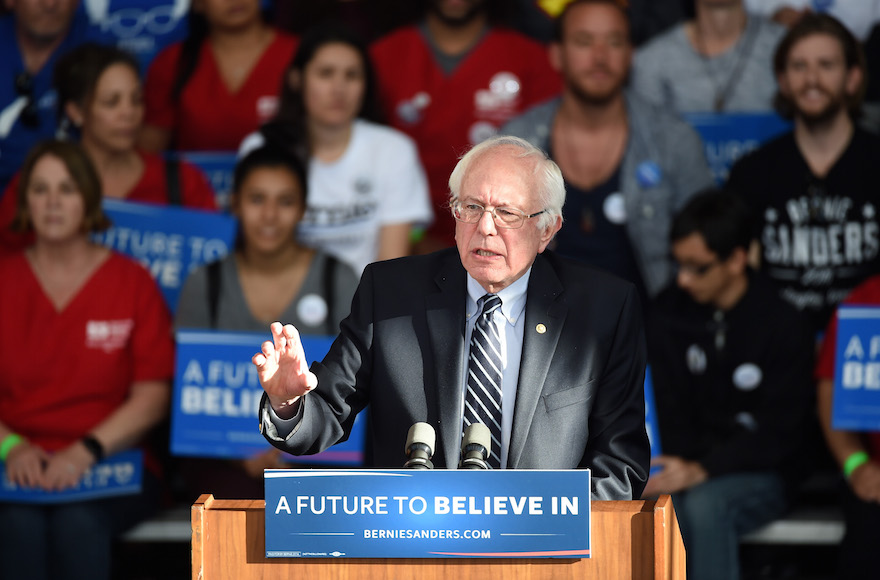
252, 322, 318, 418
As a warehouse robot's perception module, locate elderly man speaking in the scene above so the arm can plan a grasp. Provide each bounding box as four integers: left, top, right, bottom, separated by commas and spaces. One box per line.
252, 135, 649, 500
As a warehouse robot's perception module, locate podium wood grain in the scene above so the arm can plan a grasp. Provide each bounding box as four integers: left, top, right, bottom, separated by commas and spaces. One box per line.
192, 494, 686, 579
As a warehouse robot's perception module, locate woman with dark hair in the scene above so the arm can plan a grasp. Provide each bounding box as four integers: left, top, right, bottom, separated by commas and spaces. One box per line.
0, 140, 174, 580
239, 24, 432, 274
139, 0, 298, 152
0, 42, 217, 254
174, 145, 358, 498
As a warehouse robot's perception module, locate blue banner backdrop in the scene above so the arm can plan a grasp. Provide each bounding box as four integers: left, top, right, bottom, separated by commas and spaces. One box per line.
172, 329, 366, 465
0, 450, 143, 503
832, 306, 880, 431
264, 469, 590, 559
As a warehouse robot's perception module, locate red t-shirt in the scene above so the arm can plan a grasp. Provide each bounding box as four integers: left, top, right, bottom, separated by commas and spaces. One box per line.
0, 150, 218, 253
0, 251, 174, 451
816, 275, 880, 460
144, 30, 299, 151
370, 26, 561, 246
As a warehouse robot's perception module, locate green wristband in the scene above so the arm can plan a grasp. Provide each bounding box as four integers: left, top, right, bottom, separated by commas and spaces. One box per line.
0, 433, 23, 462
844, 451, 870, 479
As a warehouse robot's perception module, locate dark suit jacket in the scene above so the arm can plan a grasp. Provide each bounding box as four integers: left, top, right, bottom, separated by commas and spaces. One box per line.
261, 249, 649, 500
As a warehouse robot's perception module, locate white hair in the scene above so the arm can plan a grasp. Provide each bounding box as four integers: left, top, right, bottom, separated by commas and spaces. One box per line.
448, 135, 565, 231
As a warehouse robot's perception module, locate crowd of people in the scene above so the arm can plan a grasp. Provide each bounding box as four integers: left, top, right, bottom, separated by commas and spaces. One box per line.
2, 0, 880, 579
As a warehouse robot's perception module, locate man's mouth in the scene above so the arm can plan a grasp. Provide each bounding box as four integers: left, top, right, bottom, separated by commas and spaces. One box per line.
475, 249, 498, 257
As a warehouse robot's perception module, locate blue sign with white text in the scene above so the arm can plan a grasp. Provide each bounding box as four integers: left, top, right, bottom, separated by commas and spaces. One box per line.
171, 329, 366, 464
0, 450, 143, 503
264, 469, 590, 559
644, 366, 662, 474
832, 306, 880, 431
175, 151, 238, 210
94, 199, 236, 312
683, 112, 791, 184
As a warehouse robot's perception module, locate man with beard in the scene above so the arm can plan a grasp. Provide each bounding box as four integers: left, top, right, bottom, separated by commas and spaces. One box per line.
503, 0, 714, 306
726, 13, 880, 338
369, 0, 562, 251
0, 0, 108, 192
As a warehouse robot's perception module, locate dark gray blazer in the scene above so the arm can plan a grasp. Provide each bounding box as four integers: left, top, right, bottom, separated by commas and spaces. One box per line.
261, 248, 649, 500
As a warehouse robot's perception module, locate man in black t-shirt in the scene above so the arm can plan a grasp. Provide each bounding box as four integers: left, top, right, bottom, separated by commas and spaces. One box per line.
726, 13, 880, 337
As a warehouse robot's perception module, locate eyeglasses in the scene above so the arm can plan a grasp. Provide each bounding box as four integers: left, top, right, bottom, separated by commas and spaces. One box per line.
451, 201, 545, 229
674, 260, 720, 277
14, 72, 40, 129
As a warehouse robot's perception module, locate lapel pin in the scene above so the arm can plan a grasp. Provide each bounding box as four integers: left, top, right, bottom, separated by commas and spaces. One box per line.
536, 324, 546, 334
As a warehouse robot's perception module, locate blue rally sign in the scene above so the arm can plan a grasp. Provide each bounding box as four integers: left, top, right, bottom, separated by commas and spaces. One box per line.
832, 306, 880, 430
264, 469, 590, 559
172, 330, 366, 465
94, 199, 237, 312
644, 366, 663, 474
0, 450, 143, 503
682, 112, 791, 185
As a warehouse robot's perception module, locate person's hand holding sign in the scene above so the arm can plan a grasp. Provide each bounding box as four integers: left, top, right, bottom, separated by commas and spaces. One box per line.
253, 322, 318, 419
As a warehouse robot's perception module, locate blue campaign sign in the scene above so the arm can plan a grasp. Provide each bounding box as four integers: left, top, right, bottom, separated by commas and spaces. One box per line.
94, 199, 237, 312
832, 307, 880, 430
171, 330, 366, 465
80, 0, 190, 72
264, 469, 590, 559
174, 151, 239, 211
0, 450, 143, 503
682, 112, 791, 184
644, 366, 662, 473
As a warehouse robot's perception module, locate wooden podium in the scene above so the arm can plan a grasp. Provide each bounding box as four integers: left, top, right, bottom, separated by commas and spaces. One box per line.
191, 493, 686, 579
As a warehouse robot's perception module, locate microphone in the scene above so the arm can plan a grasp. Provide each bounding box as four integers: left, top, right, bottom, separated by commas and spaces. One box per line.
403, 422, 435, 469
459, 423, 491, 470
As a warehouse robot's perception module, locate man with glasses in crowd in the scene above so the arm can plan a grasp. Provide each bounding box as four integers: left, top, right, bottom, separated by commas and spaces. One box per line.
645, 188, 814, 580
0, 0, 108, 192
252, 135, 650, 501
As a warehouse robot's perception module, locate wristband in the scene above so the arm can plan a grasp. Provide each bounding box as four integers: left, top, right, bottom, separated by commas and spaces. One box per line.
844, 451, 870, 479
80, 435, 105, 463
0, 433, 24, 462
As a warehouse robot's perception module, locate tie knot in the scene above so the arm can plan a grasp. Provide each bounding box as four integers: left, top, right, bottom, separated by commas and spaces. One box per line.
480, 294, 502, 316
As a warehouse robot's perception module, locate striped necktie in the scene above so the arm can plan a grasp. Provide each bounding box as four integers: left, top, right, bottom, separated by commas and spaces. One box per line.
463, 294, 503, 468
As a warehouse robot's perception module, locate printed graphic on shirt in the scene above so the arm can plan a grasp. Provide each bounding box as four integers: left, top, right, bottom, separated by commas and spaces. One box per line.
86, 319, 134, 352
760, 194, 880, 312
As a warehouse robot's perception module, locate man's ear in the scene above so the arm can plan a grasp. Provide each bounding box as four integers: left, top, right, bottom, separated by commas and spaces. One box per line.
538, 215, 563, 252
727, 247, 749, 275
845, 66, 864, 99
287, 69, 301, 92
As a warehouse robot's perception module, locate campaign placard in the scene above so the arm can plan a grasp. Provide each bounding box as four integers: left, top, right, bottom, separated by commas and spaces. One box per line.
94, 199, 237, 312
832, 306, 880, 430
174, 151, 238, 210
264, 469, 590, 559
0, 450, 143, 503
644, 366, 663, 473
682, 112, 791, 184
171, 329, 366, 465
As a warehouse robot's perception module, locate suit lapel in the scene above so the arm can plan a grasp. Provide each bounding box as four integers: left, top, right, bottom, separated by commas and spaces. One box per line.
425, 252, 467, 468
508, 254, 567, 468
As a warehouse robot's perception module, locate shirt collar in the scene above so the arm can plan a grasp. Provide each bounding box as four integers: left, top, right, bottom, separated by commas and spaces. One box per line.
465, 269, 531, 325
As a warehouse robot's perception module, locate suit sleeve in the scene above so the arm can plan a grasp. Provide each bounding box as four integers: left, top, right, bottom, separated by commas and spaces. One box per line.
583, 284, 651, 500
260, 262, 375, 455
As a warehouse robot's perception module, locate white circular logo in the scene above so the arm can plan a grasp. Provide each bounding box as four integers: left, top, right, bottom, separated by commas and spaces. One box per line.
603, 193, 627, 224
489, 72, 522, 98
686, 344, 707, 375
296, 294, 328, 327
732, 363, 762, 391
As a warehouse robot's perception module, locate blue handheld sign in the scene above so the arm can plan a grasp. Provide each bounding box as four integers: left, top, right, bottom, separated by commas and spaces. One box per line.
94, 199, 237, 312
832, 307, 880, 431
0, 450, 143, 503
172, 329, 366, 464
